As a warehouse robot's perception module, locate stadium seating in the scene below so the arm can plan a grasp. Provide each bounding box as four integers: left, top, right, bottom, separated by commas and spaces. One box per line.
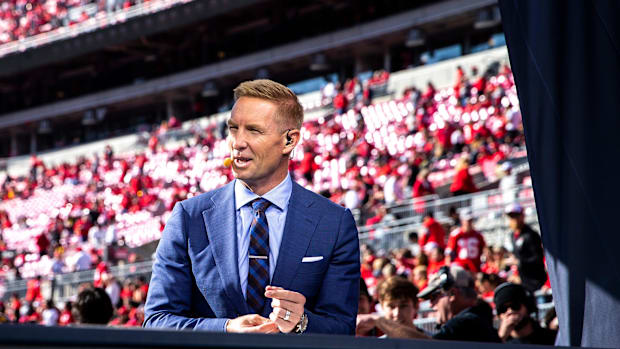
0, 0, 192, 47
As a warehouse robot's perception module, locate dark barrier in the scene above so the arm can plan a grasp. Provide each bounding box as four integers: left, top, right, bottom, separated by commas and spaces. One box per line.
0, 324, 568, 349
499, 0, 620, 347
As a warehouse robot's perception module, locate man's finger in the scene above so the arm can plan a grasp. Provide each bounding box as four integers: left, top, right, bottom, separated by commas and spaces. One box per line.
263, 324, 281, 334
271, 298, 303, 314
265, 289, 306, 304
271, 306, 301, 323
249, 321, 279, 333
269, 312, 295, 333
245, 314, 271, 325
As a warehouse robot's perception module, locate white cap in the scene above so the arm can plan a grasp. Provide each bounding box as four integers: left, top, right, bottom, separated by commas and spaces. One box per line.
460, 208, 473, 221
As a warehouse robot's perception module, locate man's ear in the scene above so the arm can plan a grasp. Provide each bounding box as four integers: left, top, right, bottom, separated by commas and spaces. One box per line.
448, 289, 457, 301
282, 129, 300, 155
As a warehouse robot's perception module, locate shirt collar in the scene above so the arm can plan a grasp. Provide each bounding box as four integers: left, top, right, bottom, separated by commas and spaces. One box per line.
234, 173, 292, 211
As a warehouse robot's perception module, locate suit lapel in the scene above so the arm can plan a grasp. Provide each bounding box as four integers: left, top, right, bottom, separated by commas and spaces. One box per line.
202, 182, 249, 315
271, 182, 319, 291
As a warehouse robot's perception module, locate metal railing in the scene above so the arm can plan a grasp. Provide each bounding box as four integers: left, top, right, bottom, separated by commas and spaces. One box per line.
0, 0, 195, 58
358, 184, 538, 252
1, 260, 153, 301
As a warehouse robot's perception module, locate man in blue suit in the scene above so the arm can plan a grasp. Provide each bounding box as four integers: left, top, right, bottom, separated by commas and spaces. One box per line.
144, 79, 360, 334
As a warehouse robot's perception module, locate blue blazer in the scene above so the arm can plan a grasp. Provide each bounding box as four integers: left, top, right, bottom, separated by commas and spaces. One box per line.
144, 180, 360, 334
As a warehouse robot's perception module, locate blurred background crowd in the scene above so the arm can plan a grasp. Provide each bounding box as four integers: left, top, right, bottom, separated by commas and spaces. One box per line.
0, 0, 553, 342
0, 63, 550, 335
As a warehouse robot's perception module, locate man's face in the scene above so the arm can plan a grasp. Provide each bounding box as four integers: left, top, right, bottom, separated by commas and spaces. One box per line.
381, 298, 417, 326
461, 218, 473, 232
429, 290, 451, 324
498, 301, 528, 326
227, 97, 289, 195
507, 213, 523, 230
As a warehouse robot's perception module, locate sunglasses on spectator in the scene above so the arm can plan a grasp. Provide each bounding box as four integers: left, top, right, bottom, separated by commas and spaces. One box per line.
428, 289, 448, 303
497, 301, 523, 315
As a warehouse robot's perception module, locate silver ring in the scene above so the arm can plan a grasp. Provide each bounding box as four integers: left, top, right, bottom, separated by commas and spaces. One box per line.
283, 310, 291, 321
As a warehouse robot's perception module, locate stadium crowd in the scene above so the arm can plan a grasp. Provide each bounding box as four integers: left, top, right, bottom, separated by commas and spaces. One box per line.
0, 64, 551, 340
0, 274, 148, 327
0, 0, 178, 45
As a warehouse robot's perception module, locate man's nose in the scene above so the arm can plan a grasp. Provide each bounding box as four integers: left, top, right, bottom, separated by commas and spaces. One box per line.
230, 133, 248, 150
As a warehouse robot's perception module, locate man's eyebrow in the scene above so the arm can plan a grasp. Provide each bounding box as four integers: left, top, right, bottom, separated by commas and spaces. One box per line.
245, 123, 264, 130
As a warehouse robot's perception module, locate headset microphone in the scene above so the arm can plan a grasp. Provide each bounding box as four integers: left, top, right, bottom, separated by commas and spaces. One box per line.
223, 156, 233, 167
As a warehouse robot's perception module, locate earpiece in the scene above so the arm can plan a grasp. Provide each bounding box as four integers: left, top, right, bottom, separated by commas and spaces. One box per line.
286, 130, 292, 145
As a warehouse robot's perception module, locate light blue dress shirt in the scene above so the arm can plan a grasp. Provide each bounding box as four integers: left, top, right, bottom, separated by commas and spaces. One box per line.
235, 174, 292, 299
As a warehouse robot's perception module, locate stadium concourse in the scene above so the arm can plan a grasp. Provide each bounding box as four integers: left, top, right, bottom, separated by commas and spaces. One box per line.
0, 62, 553, 332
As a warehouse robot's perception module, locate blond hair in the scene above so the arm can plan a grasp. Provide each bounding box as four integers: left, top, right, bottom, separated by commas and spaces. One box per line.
456, 156, 470, 170
233, 79, 304, 129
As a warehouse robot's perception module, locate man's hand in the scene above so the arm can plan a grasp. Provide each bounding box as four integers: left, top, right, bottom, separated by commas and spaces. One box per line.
226, 314, 279, 333
356, 313, 378, 335
498, 312, 522, 340
265, 285, 306, 333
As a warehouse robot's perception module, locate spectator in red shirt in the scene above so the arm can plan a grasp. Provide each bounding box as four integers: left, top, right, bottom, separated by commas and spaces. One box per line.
450, 157, 477, 196
18, 303, 41, 324
73, 216, 93, 242
25, 276, 42, 303
412, 168, 434, 198
427, 246, 446, 276
333, 90, 348, 115
412, 168, 434, 213
445, 209, 486, 273
124, 306, 145, 327
419, 212, 446, 252
58, 301, 75, 326
93, 260, 109, 288
0, 210, 11, 228
36, 232, 50, 256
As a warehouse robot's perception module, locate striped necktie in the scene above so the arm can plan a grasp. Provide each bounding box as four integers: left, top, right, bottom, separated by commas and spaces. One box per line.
246, 198, 271, 313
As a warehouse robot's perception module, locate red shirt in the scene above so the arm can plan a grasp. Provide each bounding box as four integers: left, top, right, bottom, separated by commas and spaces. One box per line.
25, 279, 42, 302
58, 310, 74, 326
428, 259, 446, 276
93, 262, 108, 288
412, 179, 434, 198
450, 168, 477, 194
446, 228, 486, 272
36, 233, 50, 254
419, 218, 446, 250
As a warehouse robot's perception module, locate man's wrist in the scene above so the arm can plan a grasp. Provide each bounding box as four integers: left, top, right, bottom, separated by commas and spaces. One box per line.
294, 312, 308, 333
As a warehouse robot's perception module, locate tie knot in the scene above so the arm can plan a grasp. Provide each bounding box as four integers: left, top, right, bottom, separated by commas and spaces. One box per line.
251, 198, 271, 214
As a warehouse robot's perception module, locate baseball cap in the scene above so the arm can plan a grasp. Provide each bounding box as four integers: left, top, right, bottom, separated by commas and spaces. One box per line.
505, 203, 523, 215
459, 208, 473, 221
417, 265, 474, 299
493, 282, 529, 314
